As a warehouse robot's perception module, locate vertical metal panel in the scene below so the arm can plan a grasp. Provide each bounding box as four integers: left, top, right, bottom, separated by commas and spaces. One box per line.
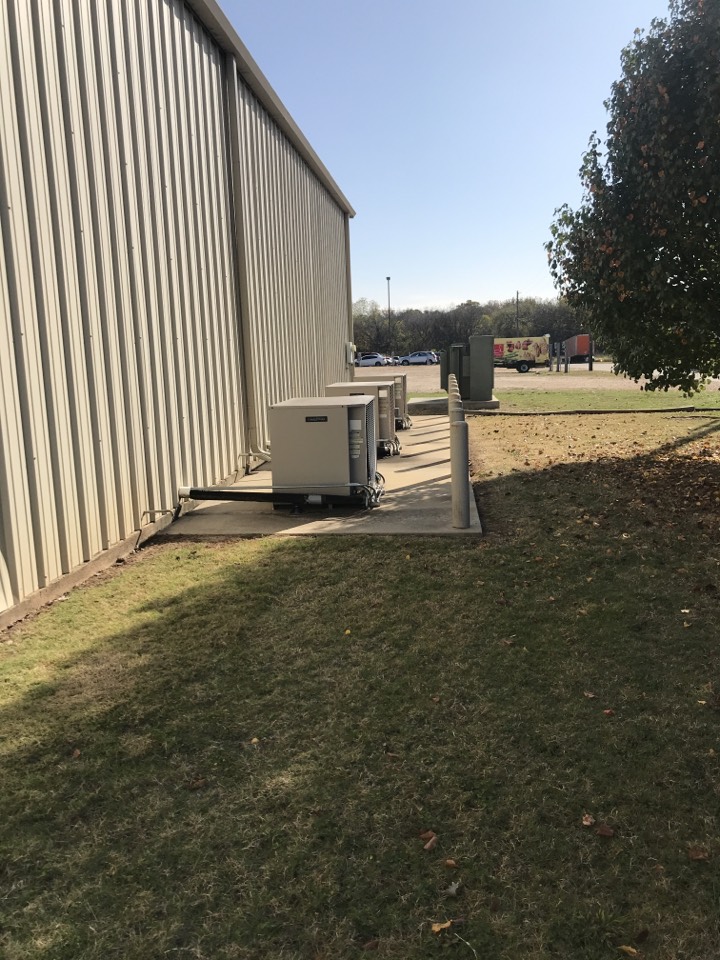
233, 76, 351, 450
0, 213, 37, 606
32, 0, 104, 564
113, 0, 167, 518
58, 0, 126, 549
128, 0, 181, 508
1, 0, 63, 590
0, 0, 351, 619
74, 0, 143, 544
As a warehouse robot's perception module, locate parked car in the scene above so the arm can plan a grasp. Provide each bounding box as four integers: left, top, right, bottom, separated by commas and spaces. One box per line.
398, 351, 438, 365
355, 352, 389, 366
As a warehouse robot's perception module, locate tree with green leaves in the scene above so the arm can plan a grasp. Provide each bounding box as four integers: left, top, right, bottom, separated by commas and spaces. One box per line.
546, 0, 720, 392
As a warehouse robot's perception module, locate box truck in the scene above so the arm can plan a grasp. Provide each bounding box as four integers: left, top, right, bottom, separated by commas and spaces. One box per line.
493, 336, 550, 372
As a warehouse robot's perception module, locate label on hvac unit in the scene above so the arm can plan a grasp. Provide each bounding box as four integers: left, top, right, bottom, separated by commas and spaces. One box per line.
305, 416, 328, 422
348, 419, 362, 459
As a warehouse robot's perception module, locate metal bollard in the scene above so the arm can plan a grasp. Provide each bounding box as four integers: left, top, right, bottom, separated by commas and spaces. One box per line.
449, 399, 464, 423
451, 419, 470, 529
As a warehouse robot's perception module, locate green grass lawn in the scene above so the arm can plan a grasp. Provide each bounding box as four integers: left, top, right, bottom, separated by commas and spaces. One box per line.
495, 378, 720, 414
2, 412, 720, 959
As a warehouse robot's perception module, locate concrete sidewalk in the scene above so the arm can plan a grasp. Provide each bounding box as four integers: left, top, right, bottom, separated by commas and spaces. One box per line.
156, 413, 482, 539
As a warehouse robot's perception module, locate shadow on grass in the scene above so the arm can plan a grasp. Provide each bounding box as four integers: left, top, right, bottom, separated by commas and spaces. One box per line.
2, 425, 720, 959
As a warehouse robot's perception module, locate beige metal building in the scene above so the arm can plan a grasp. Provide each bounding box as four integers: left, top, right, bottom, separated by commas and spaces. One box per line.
0, 0, 355, 626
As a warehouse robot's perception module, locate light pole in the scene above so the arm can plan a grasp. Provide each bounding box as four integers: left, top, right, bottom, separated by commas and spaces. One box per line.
386, 276, 391, 349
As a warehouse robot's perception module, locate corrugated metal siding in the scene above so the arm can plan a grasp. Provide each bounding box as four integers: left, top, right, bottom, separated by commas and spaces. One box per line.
233, 77, 350, 450
0, 0, 352, 619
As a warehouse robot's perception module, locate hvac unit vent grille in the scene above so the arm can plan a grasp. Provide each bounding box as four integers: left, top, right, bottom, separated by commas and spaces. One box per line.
366, 403, 377, 478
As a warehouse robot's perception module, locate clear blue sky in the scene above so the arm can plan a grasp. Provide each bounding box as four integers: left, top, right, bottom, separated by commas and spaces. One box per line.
223, 0, 668, 310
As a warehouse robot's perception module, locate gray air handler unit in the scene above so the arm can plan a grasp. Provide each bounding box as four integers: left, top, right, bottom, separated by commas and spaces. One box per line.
325, 381, 401, 456
440, 335, 498, 408
351, 365, 411, 430
269, 396, 384, 509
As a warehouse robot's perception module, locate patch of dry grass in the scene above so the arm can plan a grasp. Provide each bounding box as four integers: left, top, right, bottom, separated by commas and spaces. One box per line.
1, 411, 720, 959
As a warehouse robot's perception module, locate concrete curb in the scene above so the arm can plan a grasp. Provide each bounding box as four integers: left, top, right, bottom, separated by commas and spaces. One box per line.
465, 406, 708, 416
409, 399, 720, 418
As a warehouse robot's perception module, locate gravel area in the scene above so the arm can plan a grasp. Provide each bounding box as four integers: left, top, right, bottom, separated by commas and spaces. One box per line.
356, 361, 622, 393
356, 362, 720, 393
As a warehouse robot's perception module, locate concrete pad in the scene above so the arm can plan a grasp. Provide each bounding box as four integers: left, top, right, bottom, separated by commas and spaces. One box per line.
155, 414, 482, 539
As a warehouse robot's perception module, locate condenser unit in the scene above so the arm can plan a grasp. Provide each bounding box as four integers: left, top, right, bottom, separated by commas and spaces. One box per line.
269, 396, 383, 508
351, 367, 412, 429
325, 381, 400, 456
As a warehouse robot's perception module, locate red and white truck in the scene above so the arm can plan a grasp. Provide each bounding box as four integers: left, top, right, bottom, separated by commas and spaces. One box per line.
493, 336, 550, 372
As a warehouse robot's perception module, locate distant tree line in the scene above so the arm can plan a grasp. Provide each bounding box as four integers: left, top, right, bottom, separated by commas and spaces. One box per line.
352, 297, 587, 356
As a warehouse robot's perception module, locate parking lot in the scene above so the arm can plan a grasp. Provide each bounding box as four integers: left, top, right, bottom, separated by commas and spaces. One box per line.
355, 361, 628, 393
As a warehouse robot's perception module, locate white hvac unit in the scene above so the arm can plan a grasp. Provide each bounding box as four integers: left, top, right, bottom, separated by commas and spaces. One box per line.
269, 396, 383, 508
325, 381, 400, 456
353, 370, 412, 430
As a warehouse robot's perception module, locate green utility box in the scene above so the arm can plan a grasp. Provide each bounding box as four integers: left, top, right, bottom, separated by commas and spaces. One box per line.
444, 335, 494, 402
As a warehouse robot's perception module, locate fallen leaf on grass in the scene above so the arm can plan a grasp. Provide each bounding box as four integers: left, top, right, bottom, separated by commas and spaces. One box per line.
431, 696, 441, 703
618, 947, 638, 957
419, 829, 436, 841
344, 629, 352, 636
445, 858, 458, 868
582, 814, 596, 827
424, 835, 438, 851
595, 823, 615, 838
583, 691, 596, 699
445, 881, 461, 896
688, 846, 710, 861
431, 921, 453, 934
71, 748, 81, 759
603, 709, 615, 717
